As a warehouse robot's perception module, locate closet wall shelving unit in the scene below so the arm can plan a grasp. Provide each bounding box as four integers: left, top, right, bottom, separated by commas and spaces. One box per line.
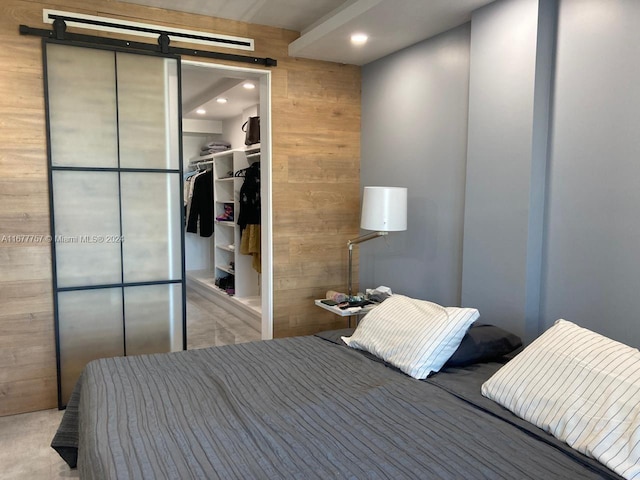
187, 144, 261, 321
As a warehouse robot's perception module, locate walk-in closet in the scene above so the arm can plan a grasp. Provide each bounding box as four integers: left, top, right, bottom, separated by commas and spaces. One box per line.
181, 62, 269, 345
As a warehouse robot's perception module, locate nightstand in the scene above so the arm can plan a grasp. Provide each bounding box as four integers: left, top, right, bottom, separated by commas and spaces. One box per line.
314, 299, 376, 328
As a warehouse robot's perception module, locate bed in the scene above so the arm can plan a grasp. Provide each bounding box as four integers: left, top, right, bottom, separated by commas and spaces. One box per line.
52, 316, 630, 479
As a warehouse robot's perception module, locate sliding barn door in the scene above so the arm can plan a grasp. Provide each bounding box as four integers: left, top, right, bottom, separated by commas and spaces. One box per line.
44, 41, 185, 407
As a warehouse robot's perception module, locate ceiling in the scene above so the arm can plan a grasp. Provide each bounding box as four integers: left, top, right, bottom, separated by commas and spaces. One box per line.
118, 0, 346, 32
181, 65, 260, 121
120, 0, 496, 66
140, 0, 497, 120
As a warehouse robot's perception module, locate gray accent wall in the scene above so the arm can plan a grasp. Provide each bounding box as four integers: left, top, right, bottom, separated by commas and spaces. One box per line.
359, 24, 471, 306
360, 0, 640, 348
461, 0, 556, 341
542, 0, 640, 348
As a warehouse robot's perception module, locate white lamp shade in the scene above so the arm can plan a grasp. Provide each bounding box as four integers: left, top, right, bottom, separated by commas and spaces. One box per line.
360, 186, 407, 232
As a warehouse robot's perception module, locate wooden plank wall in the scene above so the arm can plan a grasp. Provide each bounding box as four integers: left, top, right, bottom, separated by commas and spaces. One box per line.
0, 0, 361, 415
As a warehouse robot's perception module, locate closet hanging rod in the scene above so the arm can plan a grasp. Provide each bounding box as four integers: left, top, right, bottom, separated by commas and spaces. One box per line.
19, 21, 277, 67
189, 160, 215, 167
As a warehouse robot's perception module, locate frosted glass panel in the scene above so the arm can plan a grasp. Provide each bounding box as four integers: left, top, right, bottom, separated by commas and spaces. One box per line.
46, 43, 118, 167
117, 53, 179, 170
46, 43, 185, 408
124, 284, 183, 355
58, 288, 123, 404
52, 171, 122, 287
121, 173, 182, 282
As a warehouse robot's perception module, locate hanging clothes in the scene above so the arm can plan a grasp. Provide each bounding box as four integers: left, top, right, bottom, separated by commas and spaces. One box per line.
183, 169, 201, 221
237, 163, 261, 231
186, 170, 213, 237
240, 224, 261, 273
237, 162, 261, 272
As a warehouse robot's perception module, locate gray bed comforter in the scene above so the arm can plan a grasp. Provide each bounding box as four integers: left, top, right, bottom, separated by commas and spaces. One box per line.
52, 334, 621, 479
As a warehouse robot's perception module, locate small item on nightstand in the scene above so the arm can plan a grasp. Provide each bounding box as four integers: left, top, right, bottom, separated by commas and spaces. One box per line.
326, 290, 348, 303
339, 300, 373, 310
366, 286, 393, 303
320, 299, 338, 306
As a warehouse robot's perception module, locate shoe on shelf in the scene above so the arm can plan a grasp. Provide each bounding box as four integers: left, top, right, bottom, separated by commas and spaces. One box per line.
216, 203, 234, 222
215, 274, 234, 291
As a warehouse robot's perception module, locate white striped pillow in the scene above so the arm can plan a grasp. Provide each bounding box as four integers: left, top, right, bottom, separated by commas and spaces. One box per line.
482, 319, 640, 480
342, 295, 479, 379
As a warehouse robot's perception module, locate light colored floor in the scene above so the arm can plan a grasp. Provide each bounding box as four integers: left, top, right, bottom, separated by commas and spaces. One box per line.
0, 288, 260, 480
0, 409, 76, 480
186, 287, 261, 349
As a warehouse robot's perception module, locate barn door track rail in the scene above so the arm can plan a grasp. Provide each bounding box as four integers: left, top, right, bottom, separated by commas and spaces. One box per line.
20, 14, 277, 67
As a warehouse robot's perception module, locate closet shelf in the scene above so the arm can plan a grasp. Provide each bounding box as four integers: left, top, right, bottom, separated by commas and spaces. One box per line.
212, 285, 233, 296
216, 265, 235, 275
205, 146, 259, 302
189, 147, 249, 164
189, 154, 217, 163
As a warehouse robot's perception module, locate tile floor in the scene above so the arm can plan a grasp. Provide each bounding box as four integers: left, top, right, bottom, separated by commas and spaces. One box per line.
0, 287, 260, 479
186, 287, 261, 350
0, 409, 76, 480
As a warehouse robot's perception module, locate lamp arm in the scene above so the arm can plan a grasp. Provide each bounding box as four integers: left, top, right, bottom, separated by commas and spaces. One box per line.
347, 231, 388, 299
347, 231, 388, 248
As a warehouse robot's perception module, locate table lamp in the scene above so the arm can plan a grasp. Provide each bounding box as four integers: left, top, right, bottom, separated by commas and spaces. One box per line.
348, 186, 408, 300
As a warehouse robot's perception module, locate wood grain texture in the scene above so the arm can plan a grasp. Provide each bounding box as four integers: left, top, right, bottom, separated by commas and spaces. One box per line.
0, 0, 360, 415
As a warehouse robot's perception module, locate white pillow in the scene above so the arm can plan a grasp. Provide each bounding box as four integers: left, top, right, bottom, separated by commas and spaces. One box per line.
342, 295, 479, 379
482, 319, 640, 480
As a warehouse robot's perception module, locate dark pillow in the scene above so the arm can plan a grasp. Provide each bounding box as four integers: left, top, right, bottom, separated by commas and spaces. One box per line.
444, 323, 522, 367
314, 323, 522, 368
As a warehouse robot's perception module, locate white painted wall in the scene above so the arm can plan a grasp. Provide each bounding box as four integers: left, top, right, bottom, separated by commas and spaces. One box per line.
222, 104, 259, 149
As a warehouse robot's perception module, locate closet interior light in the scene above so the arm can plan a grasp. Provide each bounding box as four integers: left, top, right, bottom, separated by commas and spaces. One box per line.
350, 33, 368, 45
243, 82, 255, 89
216, 98, 228, 104
196, 108, 206, 114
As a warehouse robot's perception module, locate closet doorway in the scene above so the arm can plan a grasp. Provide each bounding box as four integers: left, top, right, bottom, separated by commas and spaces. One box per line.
181, 61, 272, 346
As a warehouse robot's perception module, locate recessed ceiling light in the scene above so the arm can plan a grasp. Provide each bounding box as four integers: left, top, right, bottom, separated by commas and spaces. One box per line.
350, 33, 368, 46
216, 98, 228, 104
196, 108, 206, 115
243, 82, 255, 89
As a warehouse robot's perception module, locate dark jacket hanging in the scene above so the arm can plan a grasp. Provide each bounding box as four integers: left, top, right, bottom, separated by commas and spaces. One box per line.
237, 163, 261, 232
186, 170, 214, 237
